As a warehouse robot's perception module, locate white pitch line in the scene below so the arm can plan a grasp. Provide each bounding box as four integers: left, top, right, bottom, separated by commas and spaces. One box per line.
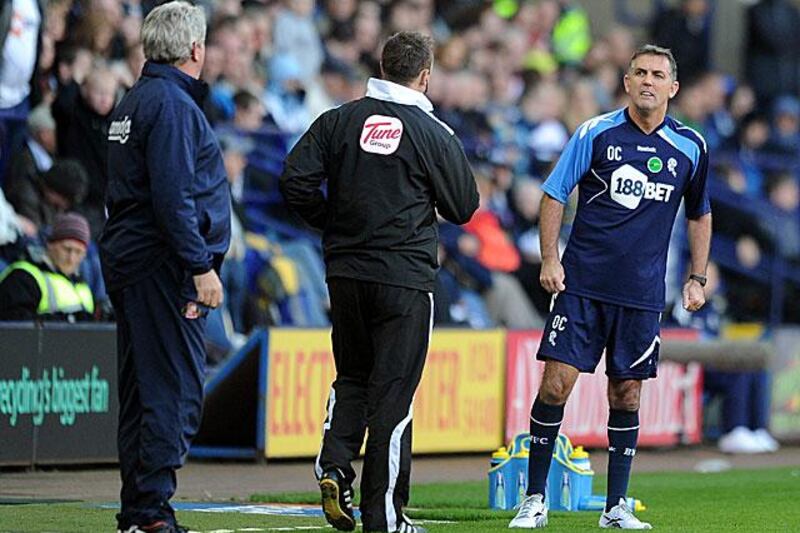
196, 517, 457, 532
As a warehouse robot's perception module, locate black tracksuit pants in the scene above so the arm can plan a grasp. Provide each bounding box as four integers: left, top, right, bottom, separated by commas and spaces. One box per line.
316, 278, 432, 532
110, 260, 207, 529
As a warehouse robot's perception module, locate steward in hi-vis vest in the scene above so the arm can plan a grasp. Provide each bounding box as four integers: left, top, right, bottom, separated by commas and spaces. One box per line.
0, 212, 95, 322
0, 260, 94, 320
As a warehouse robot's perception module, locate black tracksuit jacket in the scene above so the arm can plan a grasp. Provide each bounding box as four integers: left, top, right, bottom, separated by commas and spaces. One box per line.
280, 77, 478, 293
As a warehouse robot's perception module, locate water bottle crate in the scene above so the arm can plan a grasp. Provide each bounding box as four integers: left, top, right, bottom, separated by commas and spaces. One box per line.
488, 433, 643, 512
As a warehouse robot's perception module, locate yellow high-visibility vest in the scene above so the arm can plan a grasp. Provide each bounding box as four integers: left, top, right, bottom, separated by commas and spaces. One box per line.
0, 261, 95, 316
553, 8, 592, 65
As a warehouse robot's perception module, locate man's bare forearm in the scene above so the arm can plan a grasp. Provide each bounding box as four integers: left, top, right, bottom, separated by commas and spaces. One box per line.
687, 213, 712, 276
539, 193, 565, 261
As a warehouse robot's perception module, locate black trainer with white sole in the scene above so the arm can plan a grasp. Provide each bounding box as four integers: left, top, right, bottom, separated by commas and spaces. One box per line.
319, 469, 356, 531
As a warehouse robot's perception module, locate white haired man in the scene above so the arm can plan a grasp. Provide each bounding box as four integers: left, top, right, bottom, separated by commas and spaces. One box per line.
99, 3, 230, 532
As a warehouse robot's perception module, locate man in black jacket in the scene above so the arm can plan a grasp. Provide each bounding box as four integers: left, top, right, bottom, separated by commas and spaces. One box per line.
281, 31, 478, 533
52, 67, 119, 236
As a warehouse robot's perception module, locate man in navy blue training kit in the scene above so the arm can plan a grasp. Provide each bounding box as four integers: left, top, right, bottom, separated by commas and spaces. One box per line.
509, 45, 712, 530
281, 32, 478, 533
99, 3, 230, 532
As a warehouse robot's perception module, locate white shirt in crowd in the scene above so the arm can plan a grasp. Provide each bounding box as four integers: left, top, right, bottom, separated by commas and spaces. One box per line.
0, 0, 40, 109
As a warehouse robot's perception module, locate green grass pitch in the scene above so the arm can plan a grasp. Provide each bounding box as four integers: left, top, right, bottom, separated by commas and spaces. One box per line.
1, 467, 797, 531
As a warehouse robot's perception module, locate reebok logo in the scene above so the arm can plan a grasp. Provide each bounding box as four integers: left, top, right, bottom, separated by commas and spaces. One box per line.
108, 116, 132, 144
636, 145, 656, 153
360, 115, 403, 155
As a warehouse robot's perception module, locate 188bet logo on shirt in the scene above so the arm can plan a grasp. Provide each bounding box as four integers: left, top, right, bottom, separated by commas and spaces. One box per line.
360, 115, 403, 155
610, 164, 675, 210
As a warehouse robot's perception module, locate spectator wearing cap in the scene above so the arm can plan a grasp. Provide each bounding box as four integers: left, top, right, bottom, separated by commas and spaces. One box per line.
0, 212, 96, 322
733, 112, 770, 198
766, 95, 800, 158
4, 158, 88, 232
763, 172, 800, 264
304, 57, 362, 120
322, 57, 361, 103
264, 53, 312, 142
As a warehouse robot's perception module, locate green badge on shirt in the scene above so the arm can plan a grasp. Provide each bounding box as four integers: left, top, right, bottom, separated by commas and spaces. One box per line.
647, 156, 663, 173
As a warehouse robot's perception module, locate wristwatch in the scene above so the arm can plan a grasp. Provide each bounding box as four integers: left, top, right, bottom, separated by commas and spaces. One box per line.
689, 273, 707, 287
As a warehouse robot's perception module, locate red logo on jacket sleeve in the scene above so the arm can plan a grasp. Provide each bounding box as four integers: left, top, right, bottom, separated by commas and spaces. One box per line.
360, 115, 403, 155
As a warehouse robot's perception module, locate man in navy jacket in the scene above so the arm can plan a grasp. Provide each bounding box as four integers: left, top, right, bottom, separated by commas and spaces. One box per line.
99, 3, 230, 532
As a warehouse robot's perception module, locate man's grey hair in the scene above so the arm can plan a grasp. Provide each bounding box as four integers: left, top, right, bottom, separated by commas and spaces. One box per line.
629, 44, 678, 81
141, 1, 206, 65
27, 104, 56, 132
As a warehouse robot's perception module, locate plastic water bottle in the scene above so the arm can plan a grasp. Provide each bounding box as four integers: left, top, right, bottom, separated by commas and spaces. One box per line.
517, 465, 527, 505
495, 471, 506, 509
489, 447, 511, 509
579, 495, 645, 512
491, 446, 510, 467
560, 471, 571, 510
570, 446, 592, 472
568, 445, 593, 509
509, 448, 529, 507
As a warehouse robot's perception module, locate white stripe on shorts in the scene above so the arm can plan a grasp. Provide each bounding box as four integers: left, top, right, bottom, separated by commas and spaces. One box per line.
628, 335, 660, 369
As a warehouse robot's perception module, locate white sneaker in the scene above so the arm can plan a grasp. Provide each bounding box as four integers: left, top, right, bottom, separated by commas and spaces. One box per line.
599, 498, 652, 529
509, 493, 548, 528
752, 429, 780, 452
718, 426, 763, 454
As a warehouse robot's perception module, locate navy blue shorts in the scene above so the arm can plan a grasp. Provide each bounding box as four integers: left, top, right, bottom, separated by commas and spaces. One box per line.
536, 292, 661, 379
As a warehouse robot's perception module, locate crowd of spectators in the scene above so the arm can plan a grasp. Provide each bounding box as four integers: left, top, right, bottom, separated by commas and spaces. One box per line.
1, 1, 799, 339
0, 0, 794, 451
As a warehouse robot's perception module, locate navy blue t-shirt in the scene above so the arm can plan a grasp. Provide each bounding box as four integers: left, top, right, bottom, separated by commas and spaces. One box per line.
543, 108, 711, 312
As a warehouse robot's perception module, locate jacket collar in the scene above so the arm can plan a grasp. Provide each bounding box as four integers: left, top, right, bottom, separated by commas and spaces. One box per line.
142, 61, 208, 105
37, 254, 79, 281
365, 78, 433, 113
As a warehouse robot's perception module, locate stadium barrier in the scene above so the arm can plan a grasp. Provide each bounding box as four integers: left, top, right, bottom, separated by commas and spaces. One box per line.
2, 324, 792, 466
194, 328, 722, 459
0, 323, 118, 466
193, 328, 507, 459
505, 330, 703, 447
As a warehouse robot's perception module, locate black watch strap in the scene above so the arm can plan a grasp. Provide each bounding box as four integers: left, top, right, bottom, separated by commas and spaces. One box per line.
689, 273, 707, 287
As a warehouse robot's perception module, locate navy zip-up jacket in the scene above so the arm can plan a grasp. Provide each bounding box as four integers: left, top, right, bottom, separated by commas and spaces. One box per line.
99, 61, 231, 292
